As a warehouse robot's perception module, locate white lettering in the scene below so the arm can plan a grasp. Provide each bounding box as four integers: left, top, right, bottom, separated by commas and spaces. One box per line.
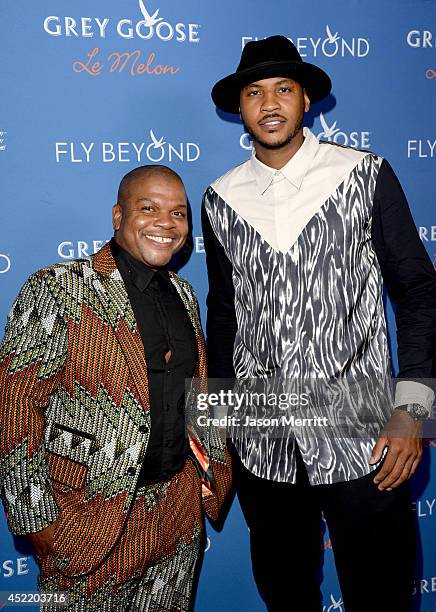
423, 31, 433, 48
70, 143, 83, 163
132, 142, 145, 162
81, 18, 93, 37
95, 18, 109, 38
102, 142, 115, 162
81, 142, 94, 162
420, 227, 428, 241
118, 143, 130, 162
146, 143, 165, 162
168, 143, 184, 162
55, 142, 68, 162
175, 23, 186, 42
358, 38, 370, 57
77, 241, 89, 257
93, 240, 104, 253
2, 560, 14, 578
240, 132, 253, 150
156, 21, 174, 42
117, 19, 133, 39
0, 254, 11, 274
186, 143, 200, 162
407, 30, 421, 47
58, 242, 74, 259
136, 21, 154, 40
64, 17, 79, 37
195, 236, 204, 253
407, 140, 417, 158
17, 557, 29, 576
188, 23, 200, 43
43, 16, 61, 36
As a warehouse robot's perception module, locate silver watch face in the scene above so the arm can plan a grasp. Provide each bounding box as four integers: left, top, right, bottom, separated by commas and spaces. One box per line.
407, 403, 429, 421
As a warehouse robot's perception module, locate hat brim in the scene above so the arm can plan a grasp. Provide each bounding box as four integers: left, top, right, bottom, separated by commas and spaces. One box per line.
211, 60, 331, 113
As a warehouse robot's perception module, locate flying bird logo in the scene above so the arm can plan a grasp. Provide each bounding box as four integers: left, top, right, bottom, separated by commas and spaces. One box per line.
325, 25, 340, 44
149, 129, 166, 149
326, 594, 344, 612
138, 0, 163, 27
319, 113, 340, 139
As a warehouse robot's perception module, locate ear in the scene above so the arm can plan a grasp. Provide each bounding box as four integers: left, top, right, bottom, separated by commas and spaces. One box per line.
112, 203, 122, 231
303, 89, 311, 113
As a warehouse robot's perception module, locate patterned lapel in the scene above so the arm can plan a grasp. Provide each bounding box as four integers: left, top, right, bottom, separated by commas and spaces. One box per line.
168, 272, 213, 491
168, 271, 206, 381
91, 243, 150, 409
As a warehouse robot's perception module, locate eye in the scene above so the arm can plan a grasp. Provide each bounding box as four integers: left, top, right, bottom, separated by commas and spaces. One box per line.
141, 205, 155, 212
172, 210, 186, 218
246, 89, 261, 96
278, 86, 292, 93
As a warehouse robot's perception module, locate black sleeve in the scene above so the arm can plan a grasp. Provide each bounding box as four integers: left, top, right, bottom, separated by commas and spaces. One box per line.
371, 158, 436, 379
201, 193, 237, 379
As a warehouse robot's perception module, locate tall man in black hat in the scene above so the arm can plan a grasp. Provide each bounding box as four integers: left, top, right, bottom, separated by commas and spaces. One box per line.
202, 35, 436, 611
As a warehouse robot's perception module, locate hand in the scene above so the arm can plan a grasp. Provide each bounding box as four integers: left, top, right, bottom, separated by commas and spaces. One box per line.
369, 409, 423, 491
27, 522, 56, 557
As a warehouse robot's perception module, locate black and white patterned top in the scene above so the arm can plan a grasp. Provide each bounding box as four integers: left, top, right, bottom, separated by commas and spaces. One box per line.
202, 128, 436, 485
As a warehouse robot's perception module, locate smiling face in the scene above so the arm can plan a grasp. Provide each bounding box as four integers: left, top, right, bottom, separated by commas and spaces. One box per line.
112, 172, 188, 269
239, 76, 310, 158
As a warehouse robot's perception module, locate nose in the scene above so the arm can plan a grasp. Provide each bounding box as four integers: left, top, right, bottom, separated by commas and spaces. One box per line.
261, 90, 280, 113
153, 211, 176, 229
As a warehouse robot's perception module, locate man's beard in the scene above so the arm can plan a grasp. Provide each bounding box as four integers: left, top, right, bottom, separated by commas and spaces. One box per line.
245, 116, 303, 150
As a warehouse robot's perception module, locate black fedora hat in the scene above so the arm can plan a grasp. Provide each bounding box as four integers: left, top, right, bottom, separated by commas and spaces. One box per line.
212, 35, 332, 114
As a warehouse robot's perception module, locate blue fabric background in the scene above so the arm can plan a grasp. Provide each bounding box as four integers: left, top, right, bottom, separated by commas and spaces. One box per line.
1, 1, 435, 609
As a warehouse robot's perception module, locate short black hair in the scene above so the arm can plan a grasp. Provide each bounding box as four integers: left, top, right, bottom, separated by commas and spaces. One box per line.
117, 165, 184, 208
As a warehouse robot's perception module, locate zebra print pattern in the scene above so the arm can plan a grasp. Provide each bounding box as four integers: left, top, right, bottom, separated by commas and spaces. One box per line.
204, 145, 394, 485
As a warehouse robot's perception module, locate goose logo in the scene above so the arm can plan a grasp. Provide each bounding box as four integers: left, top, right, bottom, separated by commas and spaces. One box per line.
317, 113, 371, 149
242, 25, 369, 58
322, 594, 343, 612
44, 1, 200, 43
0, 254, 11, 274
143, 129, 201, 162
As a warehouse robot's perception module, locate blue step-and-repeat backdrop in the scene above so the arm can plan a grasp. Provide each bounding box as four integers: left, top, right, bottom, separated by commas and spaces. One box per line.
1, 1, 435, 610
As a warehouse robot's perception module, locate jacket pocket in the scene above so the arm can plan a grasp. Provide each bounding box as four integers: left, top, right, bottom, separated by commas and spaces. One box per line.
46, 451, 88, 490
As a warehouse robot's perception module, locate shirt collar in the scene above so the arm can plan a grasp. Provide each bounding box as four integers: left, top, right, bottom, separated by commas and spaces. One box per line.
250, 127, 320, 195
109, 237, 170, 292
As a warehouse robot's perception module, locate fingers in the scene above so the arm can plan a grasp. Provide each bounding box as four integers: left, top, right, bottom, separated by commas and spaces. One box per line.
373, 441, 422, 491
369, 436, 388, 465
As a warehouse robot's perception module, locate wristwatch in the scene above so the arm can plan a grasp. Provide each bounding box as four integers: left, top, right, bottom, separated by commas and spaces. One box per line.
395, 403, 430, 421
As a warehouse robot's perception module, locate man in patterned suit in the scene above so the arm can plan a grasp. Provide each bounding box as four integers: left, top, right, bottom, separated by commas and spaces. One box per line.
203, 36, 436, 611
0, 165, 231, 610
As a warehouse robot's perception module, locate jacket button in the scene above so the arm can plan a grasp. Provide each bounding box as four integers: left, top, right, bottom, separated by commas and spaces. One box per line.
138, 425, 149, 434
126, 467, 136, 476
